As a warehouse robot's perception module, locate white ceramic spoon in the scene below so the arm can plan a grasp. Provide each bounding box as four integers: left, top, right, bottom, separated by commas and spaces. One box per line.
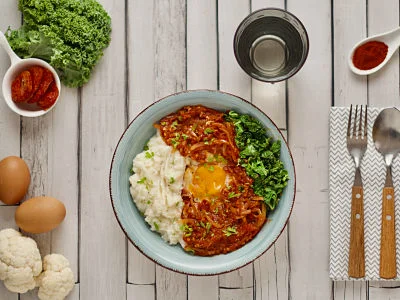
348, 27, 400, 76
0, 30, 61, 117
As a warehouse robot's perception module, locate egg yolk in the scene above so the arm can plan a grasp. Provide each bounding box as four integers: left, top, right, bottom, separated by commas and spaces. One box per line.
189, 165, 226, 199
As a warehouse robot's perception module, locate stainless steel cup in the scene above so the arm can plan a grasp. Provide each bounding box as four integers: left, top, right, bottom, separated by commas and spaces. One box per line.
234, 8, 309, 83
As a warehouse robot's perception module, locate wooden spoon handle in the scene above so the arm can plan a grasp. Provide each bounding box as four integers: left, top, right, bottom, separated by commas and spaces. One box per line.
348, 186, 365, 278
380, 187, 397, 279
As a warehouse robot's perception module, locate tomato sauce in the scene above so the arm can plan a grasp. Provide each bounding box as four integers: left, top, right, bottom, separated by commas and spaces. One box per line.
157, 105, 266, 256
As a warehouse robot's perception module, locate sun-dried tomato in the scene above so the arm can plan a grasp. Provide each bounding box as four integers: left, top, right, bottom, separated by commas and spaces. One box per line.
11, 71, 33, 103
28, 66, 45, 98
28, 69, 54, 104
38, 82, 59, 110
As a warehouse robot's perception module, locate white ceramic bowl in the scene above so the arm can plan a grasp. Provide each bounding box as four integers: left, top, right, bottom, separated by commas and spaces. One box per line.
2, 58, 61, 117
0, 30, 61, 117
109, 90, 296, 275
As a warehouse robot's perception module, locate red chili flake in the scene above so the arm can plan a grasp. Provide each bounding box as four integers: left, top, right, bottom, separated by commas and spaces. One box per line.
352, 41, 388, 70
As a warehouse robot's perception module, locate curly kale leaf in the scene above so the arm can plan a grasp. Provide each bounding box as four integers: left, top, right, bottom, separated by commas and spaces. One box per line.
6, 0, 111, 87
225, 111, 289, 211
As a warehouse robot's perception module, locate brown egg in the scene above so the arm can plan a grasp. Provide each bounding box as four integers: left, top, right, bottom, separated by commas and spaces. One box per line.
0, 156, 30, 205
15, 196, 66, 233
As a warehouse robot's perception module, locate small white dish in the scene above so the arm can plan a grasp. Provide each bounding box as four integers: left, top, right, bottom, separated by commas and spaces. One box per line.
0, 30, 61, 117
348, 27, 400, 76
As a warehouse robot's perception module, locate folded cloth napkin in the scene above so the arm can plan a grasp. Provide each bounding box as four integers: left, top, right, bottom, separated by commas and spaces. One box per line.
329, 106, 400, 281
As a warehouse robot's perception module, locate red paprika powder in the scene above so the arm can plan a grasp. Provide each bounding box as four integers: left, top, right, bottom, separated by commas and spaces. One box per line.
352, 41, 388, 70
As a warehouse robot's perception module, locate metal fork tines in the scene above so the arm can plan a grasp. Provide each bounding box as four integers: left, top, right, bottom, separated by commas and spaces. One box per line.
347, 104, 368, 278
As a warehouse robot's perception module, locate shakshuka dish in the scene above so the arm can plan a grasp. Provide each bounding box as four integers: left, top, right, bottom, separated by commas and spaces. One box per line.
129, 105, 288, 256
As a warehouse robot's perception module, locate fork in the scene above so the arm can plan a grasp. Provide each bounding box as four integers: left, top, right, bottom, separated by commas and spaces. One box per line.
347, 104, 368, 278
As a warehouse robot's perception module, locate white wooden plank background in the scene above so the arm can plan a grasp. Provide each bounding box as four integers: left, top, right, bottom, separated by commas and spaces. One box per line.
127, 0, 156, 287
151, 1, 188, 300
333, 1, 367, 298
79, 0, 127, 299
186, 1, 219, 299
0, 0, 19, 167
217, 0, 253, 291
366, 0, 400, 296
0, 207, 18, 300
1, 0, 400, 299
288, 0, 332, 299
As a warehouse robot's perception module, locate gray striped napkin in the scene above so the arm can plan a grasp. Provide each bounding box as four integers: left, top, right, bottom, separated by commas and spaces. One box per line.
329, 106, 400, 281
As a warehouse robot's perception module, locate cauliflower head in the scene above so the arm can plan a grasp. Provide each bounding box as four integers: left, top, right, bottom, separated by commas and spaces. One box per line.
37, 254, 74, 300
0, 228, 42, 293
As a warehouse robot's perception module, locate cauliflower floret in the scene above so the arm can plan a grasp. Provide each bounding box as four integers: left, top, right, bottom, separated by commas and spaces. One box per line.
37, 254, 74, 300
0, 228, 42, 293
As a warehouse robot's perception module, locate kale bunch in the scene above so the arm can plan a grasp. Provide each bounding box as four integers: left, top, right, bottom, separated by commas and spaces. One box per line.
225, 111, 289, 211
6, 0, 112, 87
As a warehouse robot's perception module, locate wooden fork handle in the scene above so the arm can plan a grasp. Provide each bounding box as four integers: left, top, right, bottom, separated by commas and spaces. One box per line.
348, 186, 365, 278
380, 187, 397, 279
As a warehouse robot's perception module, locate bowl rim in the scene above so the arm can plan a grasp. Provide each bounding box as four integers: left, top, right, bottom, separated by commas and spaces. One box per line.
109, 89, 296, 275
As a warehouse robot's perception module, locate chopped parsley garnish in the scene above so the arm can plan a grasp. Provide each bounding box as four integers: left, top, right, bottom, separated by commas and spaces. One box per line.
223, 226, 237, 237
228, 192, 240, 199
137, 177, 147, 184
204, 128, 214, 134
185, 247, 195, 254
182, 133, 189, 140
181, 224, 193, 237
145, 151, 154, 159
217, 155, 227, 163
169, 177, 175, 184
200, 221, 212, 237
171, 133, 180, 148
225, 111, 289, 211
137, 177, 152, 190
203, 163, 215, 172
171, 120, 179, 129
153, 222, 160, 231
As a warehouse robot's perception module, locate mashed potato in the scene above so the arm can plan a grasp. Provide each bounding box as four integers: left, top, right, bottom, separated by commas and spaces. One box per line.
129, 131, 186, 245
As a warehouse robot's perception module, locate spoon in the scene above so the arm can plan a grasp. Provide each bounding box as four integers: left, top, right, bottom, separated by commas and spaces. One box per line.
0, 30, 61, 117
372, 107, 400, 279
348, 27, 400, 75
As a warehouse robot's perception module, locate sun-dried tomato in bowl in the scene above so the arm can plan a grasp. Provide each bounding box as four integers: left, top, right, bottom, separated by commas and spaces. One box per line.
11, 66, 59, 110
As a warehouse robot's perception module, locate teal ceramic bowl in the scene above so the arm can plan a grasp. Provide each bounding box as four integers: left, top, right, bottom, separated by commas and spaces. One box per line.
109, 90, 296, 275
